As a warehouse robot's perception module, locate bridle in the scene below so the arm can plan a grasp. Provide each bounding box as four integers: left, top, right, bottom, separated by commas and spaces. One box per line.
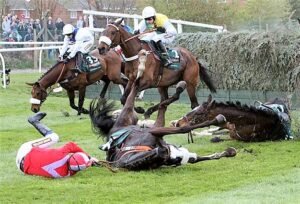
30, 63, 67, 105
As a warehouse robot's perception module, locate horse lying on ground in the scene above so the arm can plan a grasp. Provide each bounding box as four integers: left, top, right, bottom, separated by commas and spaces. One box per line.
27, 49, 128, 115
89, 81, 236, 171
98, 18, 216, 119
175, 95, 292, 142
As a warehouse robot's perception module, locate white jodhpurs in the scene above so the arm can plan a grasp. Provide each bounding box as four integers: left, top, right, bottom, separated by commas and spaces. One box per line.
68, 40, 94, 58
16, 133, 59, 171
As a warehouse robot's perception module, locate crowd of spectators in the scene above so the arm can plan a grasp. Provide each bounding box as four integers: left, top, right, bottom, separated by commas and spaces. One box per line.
1, 13, 69, 43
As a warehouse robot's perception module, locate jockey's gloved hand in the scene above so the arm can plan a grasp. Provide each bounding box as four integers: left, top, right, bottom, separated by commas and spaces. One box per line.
63, 57, 70, 64
58, 55, 64, 61
133, 30, 140, 35
156, 27, 166, 33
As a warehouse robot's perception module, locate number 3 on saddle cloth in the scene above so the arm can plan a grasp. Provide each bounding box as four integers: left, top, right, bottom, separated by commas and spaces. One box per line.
76, 53, 102, 73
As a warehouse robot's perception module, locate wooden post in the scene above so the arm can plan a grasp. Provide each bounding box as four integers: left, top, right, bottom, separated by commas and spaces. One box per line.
33, 29, 38, 69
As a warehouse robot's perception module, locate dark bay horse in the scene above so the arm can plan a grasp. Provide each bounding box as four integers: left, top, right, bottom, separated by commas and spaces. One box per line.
98, 19, 216, 118
27, 49, 128, 115
89, 80, 236, 171
175, 95, 292, 142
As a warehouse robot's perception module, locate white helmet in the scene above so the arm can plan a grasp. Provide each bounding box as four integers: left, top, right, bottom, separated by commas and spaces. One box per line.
63, 24, 75, 35
142, 6, 156, 19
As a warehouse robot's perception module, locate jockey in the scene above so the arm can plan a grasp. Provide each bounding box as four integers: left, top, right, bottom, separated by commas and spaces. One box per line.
135, 6, 177, 67
16, 112, 99, 178
59, 24, 94, 62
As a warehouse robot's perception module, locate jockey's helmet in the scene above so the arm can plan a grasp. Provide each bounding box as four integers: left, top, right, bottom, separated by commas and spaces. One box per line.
63, 24, 75, 35
142, 6, 156, 19
68, 152, 92, 171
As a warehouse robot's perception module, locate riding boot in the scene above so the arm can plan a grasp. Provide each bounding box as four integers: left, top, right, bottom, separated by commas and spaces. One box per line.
28, 112, 53, 137
156, 41, 172, 67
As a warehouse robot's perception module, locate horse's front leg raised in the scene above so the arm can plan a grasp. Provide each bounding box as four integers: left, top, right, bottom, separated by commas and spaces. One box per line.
67, 90, 79, 112
77, 87, 89, 115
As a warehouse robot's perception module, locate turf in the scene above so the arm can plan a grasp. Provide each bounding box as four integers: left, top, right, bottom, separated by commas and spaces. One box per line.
0, 72, 299, 204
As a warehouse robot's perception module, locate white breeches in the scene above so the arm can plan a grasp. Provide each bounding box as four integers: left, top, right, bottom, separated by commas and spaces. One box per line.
139, 33, 175, 45
68, 40, 94, 58
16, 133, 59, 171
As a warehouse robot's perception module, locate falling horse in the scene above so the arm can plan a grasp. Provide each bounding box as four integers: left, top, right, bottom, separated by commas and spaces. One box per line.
89, 80, 236, 171
98, 18, 216, 118
175, 95, 292, 142
27, 49, 128, 115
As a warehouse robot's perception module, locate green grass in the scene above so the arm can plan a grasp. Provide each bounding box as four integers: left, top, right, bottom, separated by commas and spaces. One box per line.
0, 73, 300, 204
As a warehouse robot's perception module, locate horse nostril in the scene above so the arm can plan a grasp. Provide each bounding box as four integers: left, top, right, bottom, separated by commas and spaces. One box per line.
98, 48, 105, 55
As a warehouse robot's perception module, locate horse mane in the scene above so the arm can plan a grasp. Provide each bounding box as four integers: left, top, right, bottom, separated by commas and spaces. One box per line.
89, 98, 116, 139
210, 100, 279, 118
37, 61, 61, 81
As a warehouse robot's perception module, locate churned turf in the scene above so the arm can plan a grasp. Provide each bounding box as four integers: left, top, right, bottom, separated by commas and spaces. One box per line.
0, 72, 299, 204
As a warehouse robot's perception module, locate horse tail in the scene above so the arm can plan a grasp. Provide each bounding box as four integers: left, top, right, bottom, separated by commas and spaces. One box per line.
198, 62, 217, 93
89, 98, 115, 138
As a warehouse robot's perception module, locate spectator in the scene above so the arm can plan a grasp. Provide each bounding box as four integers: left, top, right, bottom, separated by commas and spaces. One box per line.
34, 19, 43, 41
55, 18, 65, 41
17, 20, 27, 41
47, 16, 56, 40
2, 16, 11, 35
76, 16, 84, 28
24, 28, 34, 41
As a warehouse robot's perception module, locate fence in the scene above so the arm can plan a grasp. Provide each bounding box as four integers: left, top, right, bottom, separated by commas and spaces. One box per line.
83, 10, 225, 33
0, 41, 63, 88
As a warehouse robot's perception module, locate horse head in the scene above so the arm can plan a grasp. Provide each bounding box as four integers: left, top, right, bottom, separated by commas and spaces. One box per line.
27, 82, 48, 113
98, 18, 124, 55
175, 95, 214, 127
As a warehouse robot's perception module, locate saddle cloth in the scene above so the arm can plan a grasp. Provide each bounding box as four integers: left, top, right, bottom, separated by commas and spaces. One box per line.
77, 53, 102, 73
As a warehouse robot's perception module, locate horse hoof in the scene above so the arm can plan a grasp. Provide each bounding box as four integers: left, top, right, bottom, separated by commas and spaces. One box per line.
215, 114, 226, 124
210, 136, 223, 143
225, 147, 237, 157
134, 106, 145, 114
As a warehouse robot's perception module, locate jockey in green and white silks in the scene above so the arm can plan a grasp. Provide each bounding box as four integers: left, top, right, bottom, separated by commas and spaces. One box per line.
59, 24, 94, 62
136, 6, 177, 67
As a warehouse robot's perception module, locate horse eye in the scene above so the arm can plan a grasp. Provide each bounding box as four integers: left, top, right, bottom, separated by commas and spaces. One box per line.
111, 31, 116, 35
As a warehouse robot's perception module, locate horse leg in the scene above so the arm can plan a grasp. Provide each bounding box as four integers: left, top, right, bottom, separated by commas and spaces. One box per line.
144, 87, 169, 119
188, 147, 237, 163
186, 82, 199, 109
154, 81, 187, 127
67, 90, 79, 112
120, 79, 134, 105
77, 87, 89, 115
99, 79, 110, 98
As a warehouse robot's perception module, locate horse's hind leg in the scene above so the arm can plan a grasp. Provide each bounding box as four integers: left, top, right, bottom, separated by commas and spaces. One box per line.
188, 147, 237, 163
186, 82, 199, 109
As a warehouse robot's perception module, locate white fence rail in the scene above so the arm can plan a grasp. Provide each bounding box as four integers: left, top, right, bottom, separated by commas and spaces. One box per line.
0, 41, 63, 88
83, 10, 225, 33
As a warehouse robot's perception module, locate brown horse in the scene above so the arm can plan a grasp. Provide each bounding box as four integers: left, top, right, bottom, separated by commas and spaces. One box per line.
89, 80, 236, 171
98, 19, 216, 118
27, 49, 128, 115
175, 95, 292, 142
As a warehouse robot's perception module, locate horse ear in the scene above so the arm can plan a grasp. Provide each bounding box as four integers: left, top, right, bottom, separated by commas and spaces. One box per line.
26, 82, 34, 86
115, 18, 124, 26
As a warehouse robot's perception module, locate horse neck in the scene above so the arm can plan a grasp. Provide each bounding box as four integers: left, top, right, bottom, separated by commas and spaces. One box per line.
38, 63, 66, 88
120, 30, 142, 58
